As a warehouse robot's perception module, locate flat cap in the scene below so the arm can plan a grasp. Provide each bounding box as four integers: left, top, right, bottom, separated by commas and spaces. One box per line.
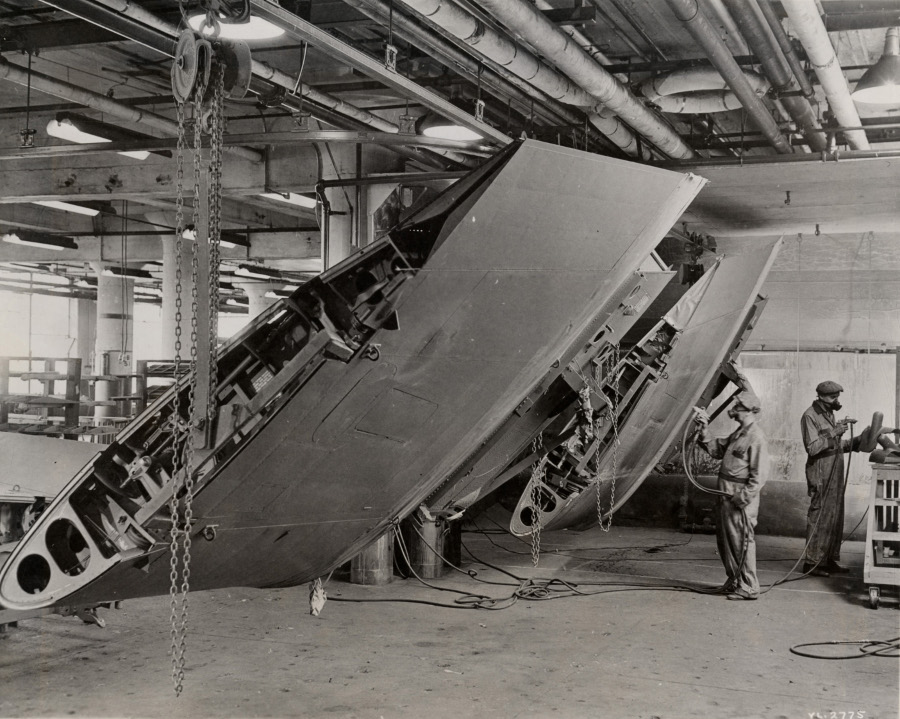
816, 380, 844, 395
734, 390, 761, 411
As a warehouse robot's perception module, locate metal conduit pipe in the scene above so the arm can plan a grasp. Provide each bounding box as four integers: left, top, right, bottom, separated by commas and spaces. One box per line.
467, 0, 696, 158
779, 0, 869, 150
352, 0, 566, 125
0, 58, 261, 162
701, 0, 749, 56
755, 0, 816, 100
665, 0, 792, 154
395, 0, 651, 157
722, 0, 827, 151
534, 0, 612, 65
349, 0, 619, 155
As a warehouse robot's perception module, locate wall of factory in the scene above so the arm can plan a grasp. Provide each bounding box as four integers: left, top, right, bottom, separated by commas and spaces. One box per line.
720, 232, 900, 352
621, 350, 896, 539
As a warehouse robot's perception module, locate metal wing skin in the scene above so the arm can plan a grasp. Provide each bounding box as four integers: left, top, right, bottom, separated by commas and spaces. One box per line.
0, 140, 705, 610
509, 240, 782, 536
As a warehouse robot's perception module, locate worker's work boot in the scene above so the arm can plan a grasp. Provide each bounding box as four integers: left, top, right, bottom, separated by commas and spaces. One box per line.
825, 561, 849, 574
802, 563, 830, 577
726, 588, 758, 601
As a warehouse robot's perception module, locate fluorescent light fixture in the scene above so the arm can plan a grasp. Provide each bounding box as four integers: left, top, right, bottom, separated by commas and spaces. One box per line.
46, 113, 163, 160
31, 200, 100, 217
264, 289, 292, 299
101, 266, 154, 280
2, 230, 78, 251
220, 231, 251, 249
852, 27, 900, 105
235, 264, 282, 280
417, 112, 482, 142
188, 13, 285, 40
226, 297, 249, 306
134, 286, 163, 297
183, 225, 249, 249
75, 278, 96, 288
259, 191, 318, 209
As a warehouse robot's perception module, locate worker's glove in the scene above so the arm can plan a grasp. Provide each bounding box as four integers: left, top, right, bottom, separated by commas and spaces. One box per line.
830, 423, 847, 437
693, 408, 710, 426
807, 481, 820, 498
730, 489, 751, 509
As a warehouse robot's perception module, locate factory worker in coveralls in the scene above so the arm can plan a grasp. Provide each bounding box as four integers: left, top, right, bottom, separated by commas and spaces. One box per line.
694, 390, 768, 600
800, 380, 858, 577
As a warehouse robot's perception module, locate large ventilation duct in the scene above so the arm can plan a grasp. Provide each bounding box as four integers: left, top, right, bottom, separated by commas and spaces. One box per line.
779, 0, 870, 150
665, 0, 792, 154
458, 0, 697, 158
722, 0, 827, 152
394, 0, 651, 158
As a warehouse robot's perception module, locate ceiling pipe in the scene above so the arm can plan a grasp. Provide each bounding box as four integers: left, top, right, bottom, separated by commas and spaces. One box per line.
700, 0, 749, 56
721, 0, 827, 151
779, 0, 870, 150
755, 0, 816, 101
393, 0, 653, 158
463, 0, 697, 158
0, 58, 262, 162
347, 0, 619, 155
534, 0, 612, 66
664, 0, 792, 154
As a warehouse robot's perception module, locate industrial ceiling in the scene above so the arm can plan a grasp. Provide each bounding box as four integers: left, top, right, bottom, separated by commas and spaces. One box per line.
0, 0, 898, 309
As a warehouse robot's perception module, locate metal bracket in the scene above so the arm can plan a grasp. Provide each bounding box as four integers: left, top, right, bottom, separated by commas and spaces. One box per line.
384, 43, 398, 72
474, 98, 485, 123
398, 114, 416, 134
291, 110, 312, 131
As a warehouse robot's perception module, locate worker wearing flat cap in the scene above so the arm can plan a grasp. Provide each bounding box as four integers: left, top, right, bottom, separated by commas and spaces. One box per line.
800, 380, 857, 577
694, 389, 768, 600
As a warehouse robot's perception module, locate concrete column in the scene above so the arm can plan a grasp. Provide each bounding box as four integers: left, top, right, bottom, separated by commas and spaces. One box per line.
160, 234, 195, 361
76, 298, 96, 375
235, 281, 282, 319
92, 265, 134, 419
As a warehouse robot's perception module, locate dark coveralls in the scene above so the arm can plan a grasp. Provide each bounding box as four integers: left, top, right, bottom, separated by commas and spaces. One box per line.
700, 423, 768, 596
801, 400, 857, 567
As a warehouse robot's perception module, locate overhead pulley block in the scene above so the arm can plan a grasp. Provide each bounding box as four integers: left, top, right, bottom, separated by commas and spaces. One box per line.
217, 40, 252, 99
171, 29, 213, 104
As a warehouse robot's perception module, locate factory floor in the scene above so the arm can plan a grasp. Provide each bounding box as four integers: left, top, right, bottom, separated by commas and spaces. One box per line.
1, 520, 897, 719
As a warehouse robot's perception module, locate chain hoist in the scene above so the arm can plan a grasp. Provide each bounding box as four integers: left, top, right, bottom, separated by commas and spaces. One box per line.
529, 435, 546, 566
167, 26, 226, 696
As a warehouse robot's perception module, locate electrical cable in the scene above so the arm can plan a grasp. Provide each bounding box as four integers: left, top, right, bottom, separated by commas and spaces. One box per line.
789, 637, 899, 660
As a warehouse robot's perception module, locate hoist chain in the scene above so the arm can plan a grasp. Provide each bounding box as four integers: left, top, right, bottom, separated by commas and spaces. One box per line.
597, 345, 621, 532
168, 52, 211, 696
529, 435, 546, 567
168, 96, 188, 698
207, 61, 224, 424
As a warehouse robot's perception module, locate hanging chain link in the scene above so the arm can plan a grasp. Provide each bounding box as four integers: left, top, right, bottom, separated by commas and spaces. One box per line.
168, 50, 212, 696
207, 62, 224, 425
597, 345, 621, 532
169, 95, 188, 697
529, 435, 546, 566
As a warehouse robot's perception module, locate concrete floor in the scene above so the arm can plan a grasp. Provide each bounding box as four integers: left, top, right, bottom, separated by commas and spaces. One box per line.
1, 522, 897, 719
